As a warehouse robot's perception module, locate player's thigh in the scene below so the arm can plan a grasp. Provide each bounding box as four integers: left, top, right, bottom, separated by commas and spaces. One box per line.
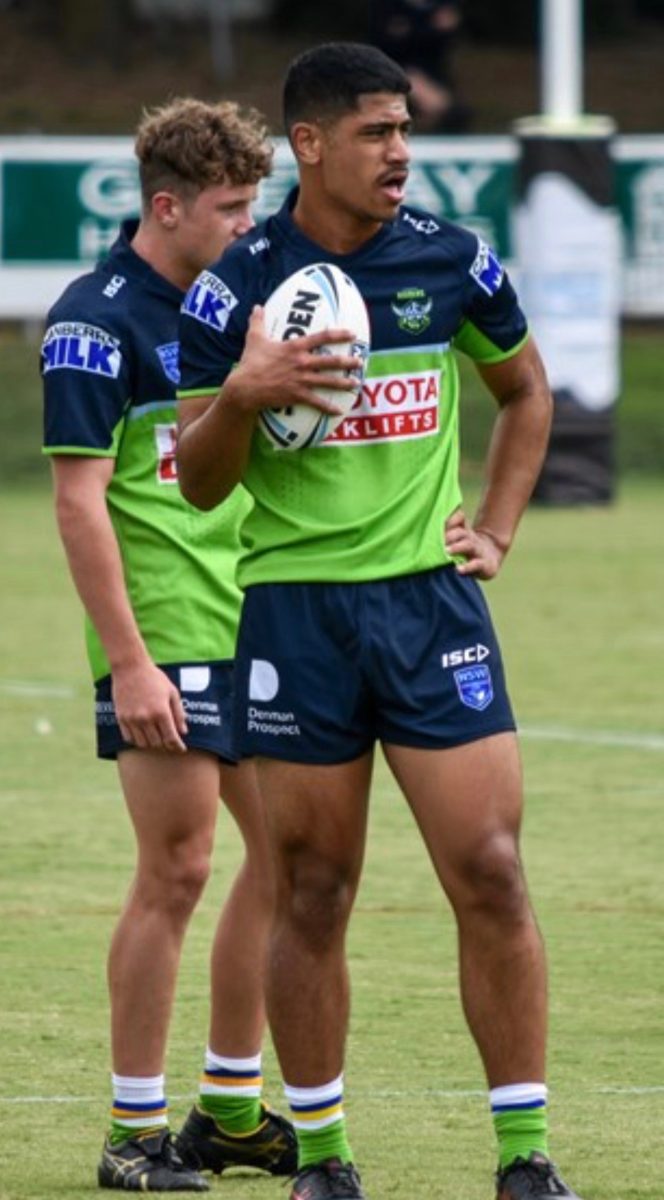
233, 582, 374, 764
118, 747, 220, 863
383, 732, 523, 889
218, 758, 270, 859
255, 752, 375, 888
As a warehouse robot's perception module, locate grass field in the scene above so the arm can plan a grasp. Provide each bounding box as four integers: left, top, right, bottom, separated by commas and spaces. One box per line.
1, 475, 663, 1200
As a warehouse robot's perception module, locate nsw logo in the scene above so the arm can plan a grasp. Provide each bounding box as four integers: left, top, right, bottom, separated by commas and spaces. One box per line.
454, 664, 494, 712
391, 287, 433, 335
156, 341, 180, 384
469, 238, 504, 297
41, 322, 121, 378
182, 270, 238, 331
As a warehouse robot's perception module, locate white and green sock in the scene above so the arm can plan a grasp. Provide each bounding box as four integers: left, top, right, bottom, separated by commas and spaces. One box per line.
110, 1073, 168, 1146
199, 1048, 263, 1134
284, 1075, 353, 1168
490, 1082, 549, 1169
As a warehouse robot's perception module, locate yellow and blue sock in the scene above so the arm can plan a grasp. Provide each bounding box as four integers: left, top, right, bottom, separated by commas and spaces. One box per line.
110, 1073, 168, 1146
199, 1048, 263, 1135
284, 1074, 353, 1168
490, 1082, 549, 1169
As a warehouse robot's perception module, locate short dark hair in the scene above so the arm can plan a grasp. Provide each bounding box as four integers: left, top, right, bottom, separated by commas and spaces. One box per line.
283, 42, 411, 134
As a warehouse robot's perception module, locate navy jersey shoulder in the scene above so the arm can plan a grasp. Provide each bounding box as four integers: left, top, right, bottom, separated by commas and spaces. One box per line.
43, 223, 184, 451
178, 215, 279, 392
178, 197, 527, 395
382, 205, 526, 351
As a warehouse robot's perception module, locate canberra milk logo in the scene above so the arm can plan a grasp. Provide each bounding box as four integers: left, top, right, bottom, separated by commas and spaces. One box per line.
182, 271, 238, 331
41, 322, 122, 378
156, 342, 180, 384
391, 287, 433, 335
469, 238, 504, 297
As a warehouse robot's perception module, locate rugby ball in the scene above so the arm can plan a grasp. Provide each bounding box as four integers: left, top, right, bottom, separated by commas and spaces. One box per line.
259, 262, 370, 450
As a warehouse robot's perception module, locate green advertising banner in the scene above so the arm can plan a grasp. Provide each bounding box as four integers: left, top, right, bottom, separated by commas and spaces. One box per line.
2, 158, 139, 263
1, 134, 663, 317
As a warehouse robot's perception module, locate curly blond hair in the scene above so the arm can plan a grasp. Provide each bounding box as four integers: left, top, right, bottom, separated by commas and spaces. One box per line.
135, 97, 272, 202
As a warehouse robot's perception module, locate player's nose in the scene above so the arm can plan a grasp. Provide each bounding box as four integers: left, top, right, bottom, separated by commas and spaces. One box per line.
235, 209, 255, 237
386, 131, 410, 164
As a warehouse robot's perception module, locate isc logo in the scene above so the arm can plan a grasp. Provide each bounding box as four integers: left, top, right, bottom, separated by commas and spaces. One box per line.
102, 274, 126, 299
441, 643, 490, 670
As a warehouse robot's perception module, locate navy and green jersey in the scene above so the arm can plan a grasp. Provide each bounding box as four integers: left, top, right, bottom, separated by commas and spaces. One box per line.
178, 190, 528, 588
42, 219, 250, 682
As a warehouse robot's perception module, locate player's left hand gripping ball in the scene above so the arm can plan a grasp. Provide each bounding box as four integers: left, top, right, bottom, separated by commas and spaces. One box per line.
260, 262, 370, 450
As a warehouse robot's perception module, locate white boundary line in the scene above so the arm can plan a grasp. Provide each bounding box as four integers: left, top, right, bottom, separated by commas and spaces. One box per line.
2, 1085, 664, 1105
0, 679, 76, 698
520, 725, 664, 753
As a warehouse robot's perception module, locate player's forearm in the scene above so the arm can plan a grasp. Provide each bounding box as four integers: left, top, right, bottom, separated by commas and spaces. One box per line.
55, 492, 149, 671
474, 379, 552, 554
177, 382, 257, 511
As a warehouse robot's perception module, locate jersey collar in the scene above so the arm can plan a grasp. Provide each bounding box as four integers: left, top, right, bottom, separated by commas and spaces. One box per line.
273, 187, 395, 266
108, 219, 185, 303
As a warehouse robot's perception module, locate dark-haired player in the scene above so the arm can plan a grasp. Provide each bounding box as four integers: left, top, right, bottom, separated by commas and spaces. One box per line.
176, 43, 583, 1200
42, 97, 299, 1191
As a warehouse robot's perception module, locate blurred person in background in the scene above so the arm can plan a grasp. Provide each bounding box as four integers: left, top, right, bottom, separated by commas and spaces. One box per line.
370, 0, 472, 132
41, 97, 297, 1192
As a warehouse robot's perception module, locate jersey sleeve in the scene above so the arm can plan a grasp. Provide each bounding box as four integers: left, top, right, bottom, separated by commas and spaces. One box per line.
453, 236, 529, 364
178, 260, 251, 399
41, 313, 131, 456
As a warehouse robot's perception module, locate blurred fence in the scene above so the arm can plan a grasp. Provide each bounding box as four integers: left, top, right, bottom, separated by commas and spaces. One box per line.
1, 133, 663, 319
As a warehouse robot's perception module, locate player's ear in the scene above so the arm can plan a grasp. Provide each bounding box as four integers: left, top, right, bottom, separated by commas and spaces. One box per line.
152, 190, 181, 230
290, 121, 323, 166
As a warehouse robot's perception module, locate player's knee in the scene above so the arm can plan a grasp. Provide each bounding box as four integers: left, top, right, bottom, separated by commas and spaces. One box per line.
139, 840, 212, 919
282, 854, 356, 949
456, 832, 529, 922
170, 848, 212, 915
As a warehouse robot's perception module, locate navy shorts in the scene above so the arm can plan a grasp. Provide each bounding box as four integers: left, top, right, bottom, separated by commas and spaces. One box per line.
233, 566, 516, 764
95, 660, 238, 762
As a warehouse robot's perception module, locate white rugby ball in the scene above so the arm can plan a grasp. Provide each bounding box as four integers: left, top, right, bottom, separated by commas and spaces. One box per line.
259, 262, 370, 450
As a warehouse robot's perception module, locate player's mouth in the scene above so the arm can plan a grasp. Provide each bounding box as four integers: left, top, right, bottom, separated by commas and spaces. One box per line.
378, 170, 408, 204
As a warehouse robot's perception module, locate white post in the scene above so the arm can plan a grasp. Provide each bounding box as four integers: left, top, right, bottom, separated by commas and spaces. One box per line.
512, 0, 620, 503
541, 0, 583, 122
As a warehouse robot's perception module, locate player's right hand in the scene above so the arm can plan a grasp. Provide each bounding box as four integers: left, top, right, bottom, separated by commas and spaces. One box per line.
444, 508, 506, 580
111, 661, 188, 753
226, 305, 363, 415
